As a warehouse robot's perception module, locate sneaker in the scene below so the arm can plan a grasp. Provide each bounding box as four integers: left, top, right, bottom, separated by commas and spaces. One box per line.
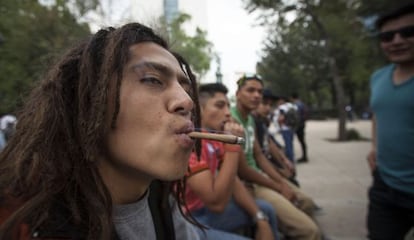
297, 157, 308, 163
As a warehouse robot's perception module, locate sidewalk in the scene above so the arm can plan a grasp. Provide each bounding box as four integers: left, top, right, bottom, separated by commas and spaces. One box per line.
292, 120, 372, 240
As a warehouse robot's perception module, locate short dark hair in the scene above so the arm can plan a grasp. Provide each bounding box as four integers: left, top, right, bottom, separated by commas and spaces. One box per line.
376, 3, 414, 30
198, 83, 228, 106
199, 83, 228, 96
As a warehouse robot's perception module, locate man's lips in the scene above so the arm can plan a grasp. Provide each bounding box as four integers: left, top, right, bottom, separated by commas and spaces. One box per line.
175, 122, 195, 148
175, 122, 195, 134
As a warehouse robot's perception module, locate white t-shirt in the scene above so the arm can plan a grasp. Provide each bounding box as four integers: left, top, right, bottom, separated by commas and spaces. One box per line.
273, 102, 297, 131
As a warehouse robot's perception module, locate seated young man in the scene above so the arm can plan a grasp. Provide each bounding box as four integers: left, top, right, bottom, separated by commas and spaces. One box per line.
185, 83, 279, 240
253, 89, 300, 187
231, 75, 321, 240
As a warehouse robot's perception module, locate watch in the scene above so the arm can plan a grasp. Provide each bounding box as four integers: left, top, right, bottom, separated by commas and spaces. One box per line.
254, 210, 269, 222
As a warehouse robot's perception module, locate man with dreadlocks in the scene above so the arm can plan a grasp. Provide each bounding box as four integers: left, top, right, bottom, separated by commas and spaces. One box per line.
0, 23, 202, 240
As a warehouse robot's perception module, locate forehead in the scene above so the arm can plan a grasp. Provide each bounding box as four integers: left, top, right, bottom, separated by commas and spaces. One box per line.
240, 79, 263, 90
381, 14, 414, 31
128, 42, 181, 71
209, 92, 228, 103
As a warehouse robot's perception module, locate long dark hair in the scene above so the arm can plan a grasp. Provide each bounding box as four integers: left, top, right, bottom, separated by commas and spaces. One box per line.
0, 23, 201, 239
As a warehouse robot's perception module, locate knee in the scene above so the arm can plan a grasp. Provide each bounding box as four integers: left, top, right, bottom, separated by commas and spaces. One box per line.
300, 221, 321, 240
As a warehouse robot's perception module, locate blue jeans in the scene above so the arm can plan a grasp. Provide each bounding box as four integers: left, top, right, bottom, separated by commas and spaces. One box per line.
192, 199, 279, 240
281, 129, 294, 163
367, 170, 414, 240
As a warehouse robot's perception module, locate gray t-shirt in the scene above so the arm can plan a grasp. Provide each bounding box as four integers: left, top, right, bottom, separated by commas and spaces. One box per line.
113, 190, 200, 240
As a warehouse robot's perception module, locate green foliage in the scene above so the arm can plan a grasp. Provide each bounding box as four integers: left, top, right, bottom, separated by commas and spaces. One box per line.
345, 128, 362, 141
244, 0, 396, 113
160, 13, 213, 79
0, 0, 94, 114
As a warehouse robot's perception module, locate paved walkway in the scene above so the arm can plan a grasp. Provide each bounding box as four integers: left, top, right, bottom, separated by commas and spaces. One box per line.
289, 120, 372, 240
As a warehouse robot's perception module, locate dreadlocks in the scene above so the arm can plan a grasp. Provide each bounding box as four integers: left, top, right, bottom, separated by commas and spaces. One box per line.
0, 23, 201, 240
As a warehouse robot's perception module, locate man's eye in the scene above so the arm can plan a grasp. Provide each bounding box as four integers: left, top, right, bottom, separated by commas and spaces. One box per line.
141, 77, 162, 85
215, 103, 225, 109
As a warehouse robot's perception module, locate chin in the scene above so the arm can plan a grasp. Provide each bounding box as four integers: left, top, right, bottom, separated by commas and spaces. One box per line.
162, 168, 187, 181
161, 159, 189, 181
389, 55, 414, 63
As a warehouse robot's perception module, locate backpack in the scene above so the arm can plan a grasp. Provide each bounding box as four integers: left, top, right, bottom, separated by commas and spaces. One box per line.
284, 107, 300, 130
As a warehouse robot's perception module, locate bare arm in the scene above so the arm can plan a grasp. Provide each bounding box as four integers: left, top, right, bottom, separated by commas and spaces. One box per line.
232, 177, 274, 240
268, 138, 294, 178
186, 148, 239, 213
253, 139, 285, 184
367, 115, 377, 172
237, 153, 282, 192
253, 139, 296, 202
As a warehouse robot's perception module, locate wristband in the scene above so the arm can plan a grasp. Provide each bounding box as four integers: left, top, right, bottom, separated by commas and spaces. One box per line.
223, 144, 241, 152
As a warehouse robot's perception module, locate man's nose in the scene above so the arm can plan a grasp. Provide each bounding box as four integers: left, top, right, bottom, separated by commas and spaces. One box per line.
168, 83, 194, 117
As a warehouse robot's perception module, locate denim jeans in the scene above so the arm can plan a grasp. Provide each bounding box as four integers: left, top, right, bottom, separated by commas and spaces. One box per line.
367, 170, 414, 240
281, 129, 294, 163
191, 199, 279, 240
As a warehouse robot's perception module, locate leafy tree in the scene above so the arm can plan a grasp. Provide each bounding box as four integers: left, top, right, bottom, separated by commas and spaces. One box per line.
243, 0, 400, 140
159, 13, 213, 79
0, 0, 97, 114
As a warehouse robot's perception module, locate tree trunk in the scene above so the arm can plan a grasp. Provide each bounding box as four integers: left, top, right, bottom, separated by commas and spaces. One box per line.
329, 57, 347, 140
305, 6, 348, 140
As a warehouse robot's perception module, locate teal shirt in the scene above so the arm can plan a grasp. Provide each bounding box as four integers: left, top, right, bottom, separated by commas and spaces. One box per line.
231, 106, 260, 171
370, 64, 414, 195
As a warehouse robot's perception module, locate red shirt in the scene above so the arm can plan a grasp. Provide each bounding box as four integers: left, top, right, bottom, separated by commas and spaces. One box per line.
185, 138, 240, 212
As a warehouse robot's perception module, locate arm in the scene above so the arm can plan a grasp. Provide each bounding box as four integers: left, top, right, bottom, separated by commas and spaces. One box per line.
253, 139, 296, 202
268, 138, 294, 178
237, 153, 282, 192
186, 146, 240, 213
253, 140, 285, 184
232, 177, 274, 240
367, 115, 377, 172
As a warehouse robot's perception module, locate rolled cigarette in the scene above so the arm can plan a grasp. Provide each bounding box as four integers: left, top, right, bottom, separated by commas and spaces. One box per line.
188, 132, 245, 145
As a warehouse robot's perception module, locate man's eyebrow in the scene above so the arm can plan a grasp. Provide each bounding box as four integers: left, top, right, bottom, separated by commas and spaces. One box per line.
132, 61, 190, 84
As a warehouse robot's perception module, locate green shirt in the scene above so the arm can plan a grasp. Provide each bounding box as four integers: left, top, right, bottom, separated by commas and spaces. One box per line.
231, 106, 260, 171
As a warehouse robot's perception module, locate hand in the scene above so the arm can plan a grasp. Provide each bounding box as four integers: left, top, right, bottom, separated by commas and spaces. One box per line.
280, 182, 297, 203
367, 149, 376, 173
255, 220, 275, 240
224, 121, 244, 137
284, 158, 295, 173
278, 167, 293, 179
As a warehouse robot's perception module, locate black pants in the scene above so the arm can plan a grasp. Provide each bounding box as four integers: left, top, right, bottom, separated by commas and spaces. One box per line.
367, 170, 414, 240
295, 123, 307, 159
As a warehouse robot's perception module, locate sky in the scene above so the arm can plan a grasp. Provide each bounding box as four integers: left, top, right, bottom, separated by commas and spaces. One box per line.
88, 0, 267, 97
205, 0, 266, 96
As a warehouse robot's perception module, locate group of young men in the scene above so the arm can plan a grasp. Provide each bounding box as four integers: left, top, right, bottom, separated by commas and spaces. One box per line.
184, 76, 321, 240
184, 3, 414, 240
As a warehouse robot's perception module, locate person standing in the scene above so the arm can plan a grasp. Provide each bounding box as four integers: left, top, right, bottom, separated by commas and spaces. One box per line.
366, 4, 414, 240
273, 97, 297, 164
290, 93, 309, 163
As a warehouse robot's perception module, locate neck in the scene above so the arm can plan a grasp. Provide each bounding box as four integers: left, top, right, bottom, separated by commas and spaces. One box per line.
394, 61, 414, 84
236, 103, 250, 120
98, 160, 150, 205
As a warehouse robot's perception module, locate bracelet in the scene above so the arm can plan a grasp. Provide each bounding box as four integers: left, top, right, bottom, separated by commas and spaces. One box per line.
254, 210, 268, 222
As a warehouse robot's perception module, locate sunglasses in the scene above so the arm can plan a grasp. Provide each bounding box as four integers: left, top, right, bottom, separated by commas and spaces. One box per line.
236, 73, 263, 87
378, 25, 414, 43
